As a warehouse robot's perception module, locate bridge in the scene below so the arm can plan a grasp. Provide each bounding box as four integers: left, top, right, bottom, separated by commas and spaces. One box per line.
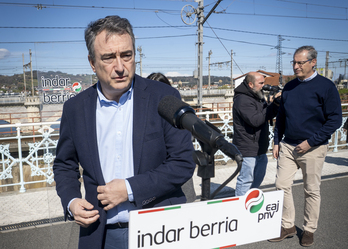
0, 103, 347, 249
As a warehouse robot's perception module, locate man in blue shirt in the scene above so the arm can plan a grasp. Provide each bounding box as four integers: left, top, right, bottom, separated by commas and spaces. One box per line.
269, 46, 342, 247
53, 16, 195, 249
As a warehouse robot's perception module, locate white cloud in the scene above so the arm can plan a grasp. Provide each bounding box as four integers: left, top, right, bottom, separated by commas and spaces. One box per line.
165, 71, 191, 77
141, 71, 191, 79
0, 49, 10, 60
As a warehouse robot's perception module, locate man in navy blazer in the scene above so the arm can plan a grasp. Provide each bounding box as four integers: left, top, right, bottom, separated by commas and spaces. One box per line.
53, 16, 195, 249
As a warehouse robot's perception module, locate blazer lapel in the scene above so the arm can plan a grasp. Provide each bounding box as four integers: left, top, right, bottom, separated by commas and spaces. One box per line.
132, 75, 150, 175
83, 85, 105, 185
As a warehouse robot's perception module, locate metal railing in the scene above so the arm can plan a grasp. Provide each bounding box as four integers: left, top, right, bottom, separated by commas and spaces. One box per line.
0, 111, 347, 193
179, 89, 227, 97
0, 121, 59, 192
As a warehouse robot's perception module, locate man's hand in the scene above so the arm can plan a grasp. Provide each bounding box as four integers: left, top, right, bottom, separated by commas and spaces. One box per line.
273, 144, 279, 159
270, 92, 281, 104
69, 198, 100, 228
97, 179, 128, 211
295, 140, 311, 154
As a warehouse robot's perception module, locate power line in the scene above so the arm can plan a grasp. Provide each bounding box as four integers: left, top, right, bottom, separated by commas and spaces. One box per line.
1, 1, 348, 21
222, 0, 348, 19
0, 2, 180, 13
204, 35, 274, 48
206, 21, 244, 74
135, 34, 196, 39
0, 34, 196, 44
2, 33, 347, 55
220, 11, 348, 21
0, 25, 190, 29
209, 27, 348, 42
2, 25, 347, 43
0, 40, 84, 44
276, 0, 348, 9
204, 35, 348, 54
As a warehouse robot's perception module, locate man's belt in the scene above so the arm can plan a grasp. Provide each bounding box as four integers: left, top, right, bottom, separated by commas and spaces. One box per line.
106, 222, 129, 229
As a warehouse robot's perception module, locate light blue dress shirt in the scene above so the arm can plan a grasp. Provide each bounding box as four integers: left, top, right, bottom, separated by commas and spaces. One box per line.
299, 70, 317, 82
96, 81, 137, 224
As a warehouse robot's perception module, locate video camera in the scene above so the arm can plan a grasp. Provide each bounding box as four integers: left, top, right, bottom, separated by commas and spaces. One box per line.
262, 84, 282, 106
262, 84, 281, 93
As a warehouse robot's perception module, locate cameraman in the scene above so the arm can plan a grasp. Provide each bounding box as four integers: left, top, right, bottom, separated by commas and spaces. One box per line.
233, 72, 281, 196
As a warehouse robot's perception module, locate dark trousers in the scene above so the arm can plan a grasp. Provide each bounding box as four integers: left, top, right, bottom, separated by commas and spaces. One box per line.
104, 227, 128, 249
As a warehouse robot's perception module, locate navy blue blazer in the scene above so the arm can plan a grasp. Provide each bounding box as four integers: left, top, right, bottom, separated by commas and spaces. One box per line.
53, 74, 195, 249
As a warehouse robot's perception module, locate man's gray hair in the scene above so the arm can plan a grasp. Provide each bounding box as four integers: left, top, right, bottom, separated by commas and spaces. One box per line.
85, 15, 135, 62
245, 73, 256, 85
294, 45, 317, 60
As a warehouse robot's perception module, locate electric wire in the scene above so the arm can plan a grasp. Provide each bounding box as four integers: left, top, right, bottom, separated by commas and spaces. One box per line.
206, 21, 244, 74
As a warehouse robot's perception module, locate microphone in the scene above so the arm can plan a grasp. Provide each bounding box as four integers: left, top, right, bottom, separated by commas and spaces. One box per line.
158, 95, 242, 163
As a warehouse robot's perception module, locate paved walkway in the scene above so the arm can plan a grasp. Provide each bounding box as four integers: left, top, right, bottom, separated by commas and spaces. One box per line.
1, 149, 347, 231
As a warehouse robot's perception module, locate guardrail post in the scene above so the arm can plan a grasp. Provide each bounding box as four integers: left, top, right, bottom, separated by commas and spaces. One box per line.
333, 130, 338, 152
16, 124, 26, 192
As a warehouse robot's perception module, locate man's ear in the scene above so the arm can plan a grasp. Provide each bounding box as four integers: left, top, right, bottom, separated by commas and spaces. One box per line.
248, 81, 254, 89
88, 55, 96, 73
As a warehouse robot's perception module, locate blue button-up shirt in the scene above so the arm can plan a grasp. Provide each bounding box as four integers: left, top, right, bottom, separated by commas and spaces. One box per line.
96, 81, 137, 224
299, 70, 317, 82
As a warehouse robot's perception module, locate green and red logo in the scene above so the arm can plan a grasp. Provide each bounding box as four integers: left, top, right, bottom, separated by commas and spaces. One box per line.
72, 82, 82, 93
245, 189, 264, 213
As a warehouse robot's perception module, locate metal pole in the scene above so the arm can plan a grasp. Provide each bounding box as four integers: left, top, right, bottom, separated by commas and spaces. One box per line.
231, 49, 234, 91
30, 49, 34, 96
325, 51, 329, 78
197, 0, 204, 108
137, 46, 143, 77
208, 50, 212, 91
22, 53, 26, 97
202, 0, 223, 25
17, 126, 26, 192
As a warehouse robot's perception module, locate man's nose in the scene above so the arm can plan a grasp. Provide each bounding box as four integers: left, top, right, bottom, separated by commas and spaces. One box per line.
293, 63, 300, 70
113, 57, 124, 72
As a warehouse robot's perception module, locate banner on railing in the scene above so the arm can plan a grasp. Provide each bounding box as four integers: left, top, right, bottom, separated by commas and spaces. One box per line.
37, 71, 93, 104
129, 189, 283, 249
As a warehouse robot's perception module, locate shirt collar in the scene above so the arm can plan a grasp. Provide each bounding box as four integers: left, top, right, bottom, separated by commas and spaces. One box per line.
298, 71, 318, 82
97, 80, 133, 106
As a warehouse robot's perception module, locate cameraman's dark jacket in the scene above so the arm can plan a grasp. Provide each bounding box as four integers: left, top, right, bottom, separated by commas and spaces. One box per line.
232, 80, 279, 157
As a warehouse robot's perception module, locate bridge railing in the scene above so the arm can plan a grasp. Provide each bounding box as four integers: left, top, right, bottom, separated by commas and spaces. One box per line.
179, 89, 227, 97
0, 112, 347, 193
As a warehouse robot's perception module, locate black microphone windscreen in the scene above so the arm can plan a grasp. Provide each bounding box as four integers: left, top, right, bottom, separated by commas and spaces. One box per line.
158, 95, 190, 126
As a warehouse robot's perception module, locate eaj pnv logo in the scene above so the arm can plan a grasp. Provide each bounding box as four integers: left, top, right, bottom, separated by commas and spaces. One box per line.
245, 189, 264, 213
72, 82, 82, 93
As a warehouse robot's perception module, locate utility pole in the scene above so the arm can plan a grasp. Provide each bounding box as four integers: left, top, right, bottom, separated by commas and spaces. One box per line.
275, 35, 285, 86
339, 58, 348, 79
197, 0, 204, 108
325, 51, 329, 78
22, 53, 27, 97
181, 0, 223, 108
23, 50, 34, 96
29, 49, 34, 96
137, 46, 143, 77
231, 50, 234, 90
208, 50, 212, 91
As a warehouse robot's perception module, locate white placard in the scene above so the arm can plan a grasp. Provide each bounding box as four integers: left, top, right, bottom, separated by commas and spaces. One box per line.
129, 189, 283, 249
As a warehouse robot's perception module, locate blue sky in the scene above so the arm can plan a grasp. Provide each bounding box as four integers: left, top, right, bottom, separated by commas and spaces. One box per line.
1, 0, 348, 80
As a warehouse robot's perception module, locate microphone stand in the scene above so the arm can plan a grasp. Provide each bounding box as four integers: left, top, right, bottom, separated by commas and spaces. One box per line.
193, 141, 217, 201
192, 124, 243, 201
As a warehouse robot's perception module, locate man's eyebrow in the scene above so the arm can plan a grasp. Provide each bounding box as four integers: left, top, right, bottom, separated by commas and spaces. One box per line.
101, 52, 116, 57
121, 50, 133, 54
102, 50, 133, 56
